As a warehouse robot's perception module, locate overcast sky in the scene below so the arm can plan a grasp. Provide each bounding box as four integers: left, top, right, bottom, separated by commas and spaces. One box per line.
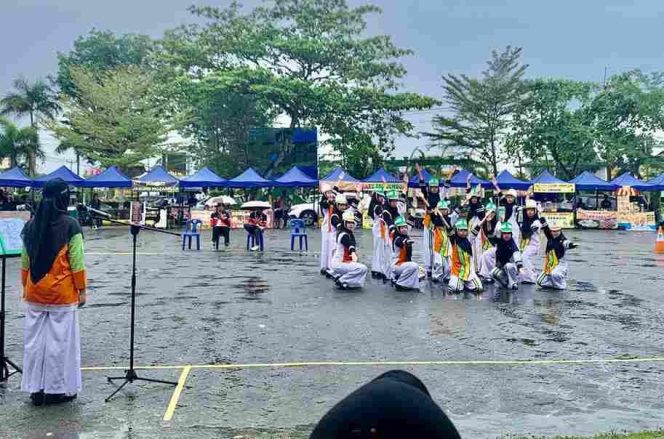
2, 0, 664, 172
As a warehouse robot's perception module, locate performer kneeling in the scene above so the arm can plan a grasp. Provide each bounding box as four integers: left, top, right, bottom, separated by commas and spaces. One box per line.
537, 220, 577, 290
390, 216, 420, 291
448, 219, 483, 294
20, 179, 87, 406
490, 222, 523, 290
331, 211, 368, 290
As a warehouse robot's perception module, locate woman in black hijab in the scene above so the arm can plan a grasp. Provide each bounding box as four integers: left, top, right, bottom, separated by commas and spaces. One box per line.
20, 178, 88, 406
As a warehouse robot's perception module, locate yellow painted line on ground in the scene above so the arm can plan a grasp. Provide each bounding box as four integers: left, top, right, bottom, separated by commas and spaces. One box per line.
80, 356, 664, 372
163, 366, 191, 422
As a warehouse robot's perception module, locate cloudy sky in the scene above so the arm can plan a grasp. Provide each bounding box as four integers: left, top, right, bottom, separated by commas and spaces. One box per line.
2, 0, 664, 172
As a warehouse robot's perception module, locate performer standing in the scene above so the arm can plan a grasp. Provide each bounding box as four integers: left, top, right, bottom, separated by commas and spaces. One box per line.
20, 179, 87, 406
416, 164, 441, 278
518, 199, 544, 283
390, 216, 420, 291
331, 211, 368, 289
210, 203, 232, 249
537, 220, 578, 290
431, 200, 454, 283
319, 184, 337, 275
491, 177, 522, 245
368, 190, 389, 280
490, 222, 523, 290
475, 202, 500, 281
448, 219, 484, 294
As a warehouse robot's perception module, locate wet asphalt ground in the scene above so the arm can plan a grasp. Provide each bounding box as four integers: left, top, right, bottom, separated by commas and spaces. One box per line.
1, 227, 663, 438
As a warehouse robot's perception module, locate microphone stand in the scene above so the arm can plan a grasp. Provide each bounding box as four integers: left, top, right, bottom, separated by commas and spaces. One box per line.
88, 208, 183, 402
0, 253, 21, 382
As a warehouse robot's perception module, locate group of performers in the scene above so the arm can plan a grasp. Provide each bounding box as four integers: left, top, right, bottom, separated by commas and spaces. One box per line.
318, 172, 578, 293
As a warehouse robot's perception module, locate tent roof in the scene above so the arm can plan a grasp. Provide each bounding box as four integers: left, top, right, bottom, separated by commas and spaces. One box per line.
408, 168, 433, 187
0, 167, 33, 188
570, 171, 619, 191
450, 169, 492, 189
81, 166, 132, 188
363, 168, 400, 183
531, 170, 568, 185
322, 167, 359, 182
33, 166, 84, 187
134, 165, 179, 186
274, 166, 318, 187
227, 167, 272, 188
179, 167, 227, 188
647, 173, 664, 191
495, 170, 531, 190
610, 172, 654, 191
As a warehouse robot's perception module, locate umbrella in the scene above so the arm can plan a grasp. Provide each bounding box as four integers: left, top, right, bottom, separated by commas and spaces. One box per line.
205, 196, 236, 207
240, 201, 271, 210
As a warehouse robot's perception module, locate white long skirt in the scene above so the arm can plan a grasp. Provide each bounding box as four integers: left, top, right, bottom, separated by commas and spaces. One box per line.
422, 227, 434, 273
333, 262, 368, 288
320, 229, 336, 271
22, 304, 81, 395
371, 223, 390, 278
392, 262, 420, 290
478, 247, 496, 280
520, 239, 540, 283
431, 252, 450, 282
537, 259, 568, 290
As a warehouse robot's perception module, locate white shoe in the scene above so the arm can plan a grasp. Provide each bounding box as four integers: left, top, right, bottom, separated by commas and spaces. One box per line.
251, 245, 260, 251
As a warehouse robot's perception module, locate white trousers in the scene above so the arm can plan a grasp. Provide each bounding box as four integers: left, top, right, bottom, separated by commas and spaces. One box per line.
333, 262, 368, 288
537, 260, 568, 290
478, 247, 496, 280
448, 273, 483, 293
320, 229, 336, 271
392, 262, 420, 290
422, 227, 434, 272
22, 305, 81, 395
520, 240, 540, 283
432, 252, 450, 282
371, 228, 391, 277
492, 263, 519, 289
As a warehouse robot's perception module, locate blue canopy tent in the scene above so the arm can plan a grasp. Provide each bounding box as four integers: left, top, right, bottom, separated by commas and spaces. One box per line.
274, 166, 318, 187
322, 167, 359, 183
408, 168, 433, 188
531, 170, 568, 185
134, 165, 179, 187
81, 166, 132, 188
610, 172, 654, 191
0, 167, 33, 187
33, 166, 84, 187
227, 167, 272, 188
179, 167, 227, 189
364, 168, 400, 183
647, 173, 664, 191
570, 171, 619, 191
449, 169, 492, 189
495, 170, 531, 190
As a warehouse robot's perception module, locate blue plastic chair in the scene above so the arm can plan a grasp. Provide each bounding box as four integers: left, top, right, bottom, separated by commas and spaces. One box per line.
289, 218, 308, 251
182, 219, 202, 250
246, 228, 264, 251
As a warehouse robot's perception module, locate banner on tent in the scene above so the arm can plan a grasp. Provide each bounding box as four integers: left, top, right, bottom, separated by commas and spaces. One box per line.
533, 183, 575, 193
576, 209, 618, 230
362, 182, 406, 191
544, 212, 575, 229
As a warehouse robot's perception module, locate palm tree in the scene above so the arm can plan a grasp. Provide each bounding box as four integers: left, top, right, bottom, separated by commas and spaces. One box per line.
0, 117, 41, 169
0, 77, 59, 174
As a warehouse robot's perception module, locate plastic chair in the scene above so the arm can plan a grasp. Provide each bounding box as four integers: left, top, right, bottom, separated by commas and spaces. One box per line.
182, 219, 202, 250
289, 218, 308, 251
246, 228, 264, 251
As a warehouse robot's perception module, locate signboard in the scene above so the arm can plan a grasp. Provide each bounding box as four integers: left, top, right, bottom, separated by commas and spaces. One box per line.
130, 201, 145, 225
617, 211, 657, 231
543, 212, 575, 229
533, 183, 576, 193
576, 209, 618, 230
0, 218, 26, 255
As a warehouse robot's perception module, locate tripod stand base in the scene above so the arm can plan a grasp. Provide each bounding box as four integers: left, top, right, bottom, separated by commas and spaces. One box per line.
105, 369, 178, 402
0, 356, 22, 382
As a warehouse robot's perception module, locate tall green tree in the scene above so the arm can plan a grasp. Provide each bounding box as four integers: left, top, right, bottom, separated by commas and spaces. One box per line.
590, 70, 664, 178
505, 79, 599, 179
161, 0, 436, 177
49, 66, 168, 171
0, 78, 59, 174
427, 46, 527, 175
0, 117, 41, 169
